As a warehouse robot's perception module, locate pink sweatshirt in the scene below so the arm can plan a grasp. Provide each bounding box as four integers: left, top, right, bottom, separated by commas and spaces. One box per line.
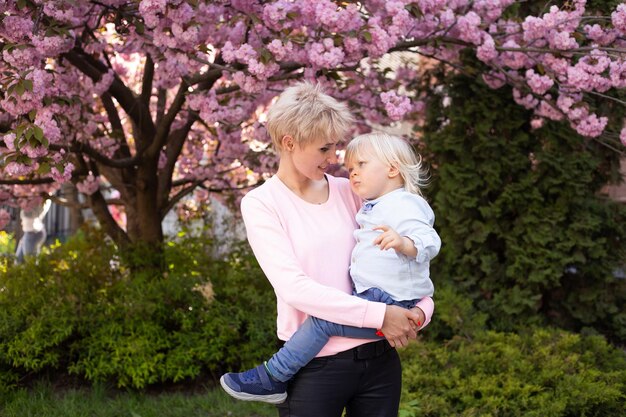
240, 174, 435, 357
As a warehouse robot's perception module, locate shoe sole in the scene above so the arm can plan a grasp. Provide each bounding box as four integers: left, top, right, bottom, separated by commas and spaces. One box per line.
219, 375, 288, 404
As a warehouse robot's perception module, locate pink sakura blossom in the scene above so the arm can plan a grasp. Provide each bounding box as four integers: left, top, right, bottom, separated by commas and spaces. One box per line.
612, 4, 626, 36
573, 113, 608, 138
522, 16, 547, 43
263, 1, 294, 31
482, 72, 506, 89
315, 0, 355, 32
456, 12, 483, 45
500, 40, 529, 69
0, 209, 10, 230
4, 162, 34, 177
530, 118, 544, 130
233, 71, 267, 94
549, 31, 579, 50
477, 35, 498, 63
609, 61, 626, 88
363, 22, 396, 58
247, 60, 280, 80
22, 145, 48, 159
1, 0, 625, 240
308, 39, 345, 69
2, 133, 16, 151
380, 91, 412, 121
267, 40, 293, 61
526, 69, 554, 95
138, 0, 168, 28
620, 125, 626, 147
31, 35, 73, 57
584, 24, 617, 45
50, 163, 74, 184
566, 66, 594, 91
535, 100, 563, 121
0, 16, 34, 42
513, 88, 538, 110
93, 70, 115, 95
76, 172, 100, 195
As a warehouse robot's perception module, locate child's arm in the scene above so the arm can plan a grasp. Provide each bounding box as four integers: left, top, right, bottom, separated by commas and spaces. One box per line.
372, 225, 417, 257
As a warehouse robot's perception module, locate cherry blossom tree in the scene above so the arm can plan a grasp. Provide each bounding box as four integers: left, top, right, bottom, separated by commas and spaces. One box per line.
0, 0, 625, 247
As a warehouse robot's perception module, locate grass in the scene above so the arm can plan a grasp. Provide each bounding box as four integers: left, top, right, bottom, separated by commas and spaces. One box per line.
0, 382, 275, 417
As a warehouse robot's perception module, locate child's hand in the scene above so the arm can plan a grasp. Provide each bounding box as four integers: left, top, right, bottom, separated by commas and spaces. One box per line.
372, 225, 404, 251
372, 225, 416, 257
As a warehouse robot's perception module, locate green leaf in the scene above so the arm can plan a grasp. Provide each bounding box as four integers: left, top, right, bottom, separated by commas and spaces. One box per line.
37, 162, 51, 175
33, 125, 44, 142
362, 31, 372, 42
259, 49, 273, 64
23, 79, 33, 92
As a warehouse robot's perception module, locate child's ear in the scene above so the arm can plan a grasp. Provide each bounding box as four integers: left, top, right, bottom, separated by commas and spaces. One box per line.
388, 165, 400, 178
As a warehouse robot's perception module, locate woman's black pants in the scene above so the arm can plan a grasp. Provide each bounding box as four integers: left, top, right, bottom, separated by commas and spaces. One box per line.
276, 339, 401, 417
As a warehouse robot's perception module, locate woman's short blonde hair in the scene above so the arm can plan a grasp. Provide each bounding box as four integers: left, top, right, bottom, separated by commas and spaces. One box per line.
345, 132, 427, 196
266, 82, 354, 151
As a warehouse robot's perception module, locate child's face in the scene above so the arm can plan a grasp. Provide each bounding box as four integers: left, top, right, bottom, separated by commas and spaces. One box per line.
346, 147, 402, 200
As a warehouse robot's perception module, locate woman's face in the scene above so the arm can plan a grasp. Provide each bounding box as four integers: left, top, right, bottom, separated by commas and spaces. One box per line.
290, 136, 338, 181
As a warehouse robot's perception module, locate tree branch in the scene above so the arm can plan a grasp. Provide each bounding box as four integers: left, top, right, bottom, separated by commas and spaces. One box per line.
140, 55, 154, 109
48, 143, 140, 168
63, 47, 156, 145
156, 115, 197, 211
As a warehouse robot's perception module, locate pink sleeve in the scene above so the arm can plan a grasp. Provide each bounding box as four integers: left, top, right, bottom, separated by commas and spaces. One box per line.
416, 297, 434, 329
241, 195, 387, 329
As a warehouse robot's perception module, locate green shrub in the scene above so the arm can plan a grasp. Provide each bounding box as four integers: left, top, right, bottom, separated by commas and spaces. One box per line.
0, 228, 277, 389
420, 68, 626, 342
0, 231, 15, 255
400, 328, 626, 417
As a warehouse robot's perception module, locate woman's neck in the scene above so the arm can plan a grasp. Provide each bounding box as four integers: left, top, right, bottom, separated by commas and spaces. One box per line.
276, 163, 329, 204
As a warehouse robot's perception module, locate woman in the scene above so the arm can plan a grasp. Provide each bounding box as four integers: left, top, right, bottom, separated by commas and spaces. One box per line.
233, 83, 434, 417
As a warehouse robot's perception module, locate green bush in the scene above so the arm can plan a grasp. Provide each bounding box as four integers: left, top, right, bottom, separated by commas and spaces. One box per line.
420, 69, 626, 342
399, 328, 626, 417
0, 228, 277, 389
0, 231, 15, 255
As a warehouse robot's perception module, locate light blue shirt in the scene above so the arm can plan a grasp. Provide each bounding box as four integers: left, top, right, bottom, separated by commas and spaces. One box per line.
350, 188, 440, 301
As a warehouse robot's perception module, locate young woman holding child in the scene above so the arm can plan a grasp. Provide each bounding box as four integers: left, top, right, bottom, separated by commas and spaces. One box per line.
221, 83, 438, 417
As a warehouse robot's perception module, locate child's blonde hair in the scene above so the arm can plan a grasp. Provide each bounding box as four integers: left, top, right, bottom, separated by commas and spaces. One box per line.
266, 82, 354, 151
345, 132, 427, 196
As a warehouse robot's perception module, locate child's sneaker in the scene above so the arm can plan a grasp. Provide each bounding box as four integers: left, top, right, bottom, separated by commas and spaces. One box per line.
220, 364, 287, 404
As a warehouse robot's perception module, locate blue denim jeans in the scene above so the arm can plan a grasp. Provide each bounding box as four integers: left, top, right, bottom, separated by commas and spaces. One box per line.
267, 287, 419, 382
15, 230, 46, 264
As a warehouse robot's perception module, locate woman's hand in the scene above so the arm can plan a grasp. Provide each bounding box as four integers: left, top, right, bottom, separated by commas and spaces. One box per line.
380, 305, 421, 348
410, 306, 426, 330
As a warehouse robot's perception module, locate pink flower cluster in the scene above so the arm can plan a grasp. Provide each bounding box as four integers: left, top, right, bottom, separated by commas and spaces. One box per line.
76, 172, 100, 196
380, 91, 412, 121
0, 0, 624, 222
0, 209, 10, 230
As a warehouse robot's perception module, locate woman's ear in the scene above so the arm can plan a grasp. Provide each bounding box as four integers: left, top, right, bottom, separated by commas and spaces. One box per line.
388, 165, 401, 178
282, 135, 294, 151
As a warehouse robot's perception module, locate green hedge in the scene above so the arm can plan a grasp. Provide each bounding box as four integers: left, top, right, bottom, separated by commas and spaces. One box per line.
399, 328, 626, 417
421, 68, 626, 343
0, 228, 277, 390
